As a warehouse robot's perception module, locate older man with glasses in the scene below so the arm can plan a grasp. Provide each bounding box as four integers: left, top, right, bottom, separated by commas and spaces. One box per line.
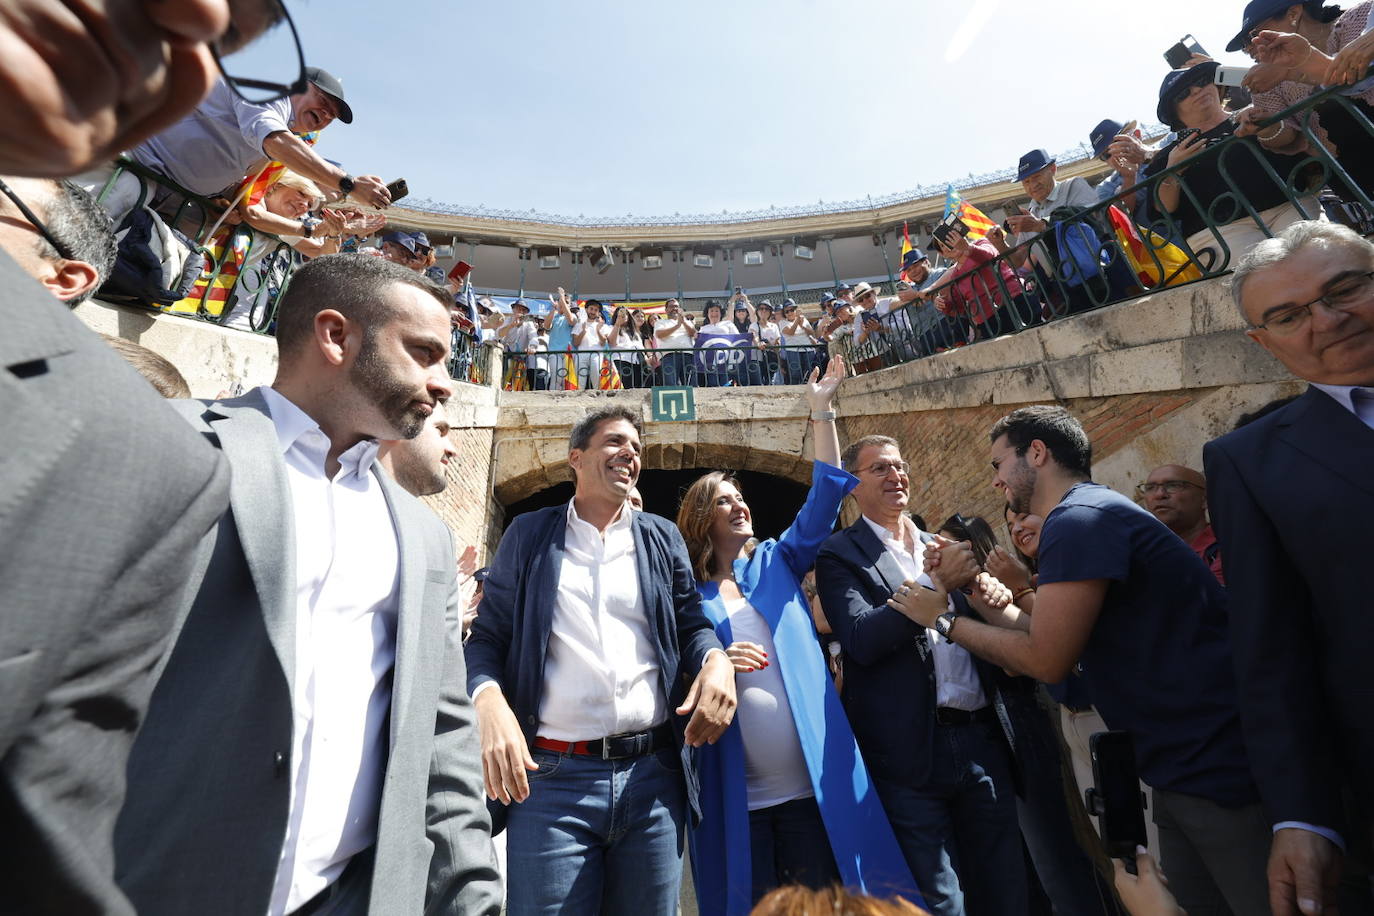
1137, 465, 1223, 585
816, 435, 1025, 916
1205, 220, 1374, 916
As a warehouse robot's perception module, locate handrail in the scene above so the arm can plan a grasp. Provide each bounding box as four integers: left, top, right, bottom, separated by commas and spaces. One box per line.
498, 342, 827, 390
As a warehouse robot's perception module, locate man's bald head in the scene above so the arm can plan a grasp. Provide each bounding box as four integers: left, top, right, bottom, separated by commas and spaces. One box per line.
1141, 464, 1209, 538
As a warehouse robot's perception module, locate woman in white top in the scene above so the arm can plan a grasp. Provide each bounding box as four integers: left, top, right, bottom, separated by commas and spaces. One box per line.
698, 301, 740, 386
754, 302, 783, 385
572, 298, 611, 389
609, 306, 646, 388
675, 356, 919, 913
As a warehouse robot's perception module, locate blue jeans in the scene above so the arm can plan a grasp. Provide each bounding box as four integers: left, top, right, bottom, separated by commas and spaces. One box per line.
748, 795, 841, 904
1004, 686, 1118, 916
874, 720, 1027, 916
505, 747, 687, 916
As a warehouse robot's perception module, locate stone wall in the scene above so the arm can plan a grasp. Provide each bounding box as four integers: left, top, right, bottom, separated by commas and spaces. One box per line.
80, 270, 1299, 561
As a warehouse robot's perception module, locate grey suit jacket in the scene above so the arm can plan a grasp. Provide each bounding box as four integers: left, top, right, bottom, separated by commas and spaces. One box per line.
0, 252, 231, 914
114, 390, 500, 916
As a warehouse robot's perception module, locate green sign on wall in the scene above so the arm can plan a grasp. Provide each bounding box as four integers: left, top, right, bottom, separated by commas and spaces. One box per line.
650, 386, 696, 422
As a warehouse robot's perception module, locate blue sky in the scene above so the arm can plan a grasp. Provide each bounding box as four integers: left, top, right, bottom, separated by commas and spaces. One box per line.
237, 0, 1257, 218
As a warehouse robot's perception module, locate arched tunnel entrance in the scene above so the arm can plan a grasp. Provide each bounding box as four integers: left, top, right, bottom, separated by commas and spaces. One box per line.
502, 468, 810, 540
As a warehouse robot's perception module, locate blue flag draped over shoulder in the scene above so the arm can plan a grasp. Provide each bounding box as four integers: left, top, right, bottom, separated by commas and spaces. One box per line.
688, 462, 924, 915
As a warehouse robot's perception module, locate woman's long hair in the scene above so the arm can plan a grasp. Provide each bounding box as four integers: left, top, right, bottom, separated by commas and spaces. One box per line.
676, 471, 752, 582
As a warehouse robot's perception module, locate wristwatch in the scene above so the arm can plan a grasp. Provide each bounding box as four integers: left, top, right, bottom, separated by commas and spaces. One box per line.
934, 610, 959, 643
301, 219, 313, 239
337, 173, 356, 195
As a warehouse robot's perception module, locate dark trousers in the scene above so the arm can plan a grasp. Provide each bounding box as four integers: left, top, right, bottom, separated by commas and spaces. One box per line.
526, 368, 549, 391
1150, 788, 1271, 916
1004, 687, 1118, 916
874, 720, 1027, 916
747, 795, 841, 905
614, 360, 643, 389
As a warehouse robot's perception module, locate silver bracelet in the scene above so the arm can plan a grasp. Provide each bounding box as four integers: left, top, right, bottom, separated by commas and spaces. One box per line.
810, 410, 837, 422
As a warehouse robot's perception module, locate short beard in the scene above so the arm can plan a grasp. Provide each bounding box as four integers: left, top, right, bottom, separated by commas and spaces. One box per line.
350, 330, 427, 439
1006, 457, 1036, 515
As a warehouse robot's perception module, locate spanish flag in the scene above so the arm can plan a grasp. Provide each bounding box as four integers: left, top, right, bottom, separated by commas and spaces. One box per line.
944, 185, 997, 241
900, 222, 913, 262
562, 350, 580, 390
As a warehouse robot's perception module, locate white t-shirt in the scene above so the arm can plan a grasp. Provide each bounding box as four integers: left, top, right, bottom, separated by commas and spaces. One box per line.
655, 316, 695, 350
780, 317, 814, 348
724, 597, 814, 811
699, 321, 738, 336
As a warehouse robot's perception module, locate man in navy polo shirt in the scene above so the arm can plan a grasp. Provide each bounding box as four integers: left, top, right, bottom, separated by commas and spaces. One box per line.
910, 405, 1269, 916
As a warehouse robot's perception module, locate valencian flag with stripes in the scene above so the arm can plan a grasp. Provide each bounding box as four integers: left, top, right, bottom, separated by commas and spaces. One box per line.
943, 185, 997, 241
168, 131, 321, 318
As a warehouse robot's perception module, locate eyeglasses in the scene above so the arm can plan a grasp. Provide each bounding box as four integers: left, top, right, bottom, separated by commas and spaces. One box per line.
1252, 271, 1374, 335
1136, 480, 1201, 496
856, 291, 876, 301
211, 0, 308, 104
862, 460, 910, 477
0, 178, 76, 261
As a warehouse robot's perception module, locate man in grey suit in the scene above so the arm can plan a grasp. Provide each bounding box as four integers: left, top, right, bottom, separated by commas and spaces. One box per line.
114, 255, 501, 916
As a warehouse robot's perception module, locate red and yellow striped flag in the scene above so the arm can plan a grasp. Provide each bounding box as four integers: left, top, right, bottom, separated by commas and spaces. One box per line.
944, 185, 997, 241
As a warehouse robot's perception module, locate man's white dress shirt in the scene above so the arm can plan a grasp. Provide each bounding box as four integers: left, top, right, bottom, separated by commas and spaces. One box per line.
539, 503, 665, 740
862, 515, 987, 711
259, 387, 401, 916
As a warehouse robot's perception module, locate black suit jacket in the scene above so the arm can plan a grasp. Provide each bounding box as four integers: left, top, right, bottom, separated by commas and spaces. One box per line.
464, 504, 724, 823
1205, 386, 1374, 834
816, 518, 1011, 788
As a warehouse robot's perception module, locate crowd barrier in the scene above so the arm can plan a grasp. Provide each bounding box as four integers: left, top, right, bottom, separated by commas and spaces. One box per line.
498, 342, 829, 391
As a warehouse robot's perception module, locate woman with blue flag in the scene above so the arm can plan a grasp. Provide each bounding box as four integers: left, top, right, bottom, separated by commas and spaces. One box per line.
674, 355, 921, 915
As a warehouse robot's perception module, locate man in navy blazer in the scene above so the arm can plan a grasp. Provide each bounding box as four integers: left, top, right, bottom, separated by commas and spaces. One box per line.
1205, 220, 1374, 916
465, 405, 736, 916
816, 435, 1025, 916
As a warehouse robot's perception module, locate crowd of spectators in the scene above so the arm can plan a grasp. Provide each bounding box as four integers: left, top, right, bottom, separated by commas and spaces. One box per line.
4, 3, 1374, 916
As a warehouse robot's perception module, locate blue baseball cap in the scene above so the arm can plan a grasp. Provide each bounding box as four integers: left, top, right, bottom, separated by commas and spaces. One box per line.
834, 282, 853, 293
1156, 61, 1220, 129
1017, 149, 1055, 181
409, 231, 432, 252
1089, 119, 1126, 159
381, 231, 419, 255
1226, 0, 1294, 52
900, 248, 930, 272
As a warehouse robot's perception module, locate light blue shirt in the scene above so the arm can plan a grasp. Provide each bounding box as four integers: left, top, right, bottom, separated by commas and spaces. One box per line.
131, 78, 294, 196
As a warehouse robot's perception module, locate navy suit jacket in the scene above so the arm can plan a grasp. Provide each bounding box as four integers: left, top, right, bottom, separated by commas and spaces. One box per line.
464, 504, 723, 821
816, 518, 1012, 788
1205, 387, 1374, 835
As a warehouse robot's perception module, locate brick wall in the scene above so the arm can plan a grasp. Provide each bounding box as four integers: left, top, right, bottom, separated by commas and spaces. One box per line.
421, 425, 504, 565
840, 389, 1202, 532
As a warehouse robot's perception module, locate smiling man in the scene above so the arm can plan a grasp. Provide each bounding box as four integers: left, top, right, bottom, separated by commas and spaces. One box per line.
465, 405, 735, 916
814, 435, 1025, 916
1205, 220, 1374, 916
114, 255, 501, 916
122, 65, 391, 211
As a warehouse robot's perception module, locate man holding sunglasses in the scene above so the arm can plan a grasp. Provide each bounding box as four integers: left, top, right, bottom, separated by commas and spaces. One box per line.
1206, 220, 1374, 916
122, 63, 392, 215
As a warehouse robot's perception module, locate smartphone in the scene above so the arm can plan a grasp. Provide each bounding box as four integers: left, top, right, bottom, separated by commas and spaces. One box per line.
1085, 731, 1149, 871
447, 260, 472, 283
952, 513, 996, 567
1213, 65, 1249, 88
1164, 33, 1207, 68
385, 178, 409, 203
861, 309, 878, 325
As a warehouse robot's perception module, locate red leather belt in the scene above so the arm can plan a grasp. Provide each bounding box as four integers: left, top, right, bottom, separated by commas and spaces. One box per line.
533, 724, 674, 760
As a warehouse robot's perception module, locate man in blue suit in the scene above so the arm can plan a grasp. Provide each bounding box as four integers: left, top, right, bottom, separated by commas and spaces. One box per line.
464, 405, 737, 916
1205, 220, 1374, 916
815, 435, 1026, 916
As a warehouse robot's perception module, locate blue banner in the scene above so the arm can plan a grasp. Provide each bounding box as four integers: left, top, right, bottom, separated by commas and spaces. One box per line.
695, 332, 752, 374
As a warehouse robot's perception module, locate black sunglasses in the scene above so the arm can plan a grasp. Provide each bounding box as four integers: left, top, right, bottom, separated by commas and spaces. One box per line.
0, 178, 76, 261
211, 0, 309, 104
